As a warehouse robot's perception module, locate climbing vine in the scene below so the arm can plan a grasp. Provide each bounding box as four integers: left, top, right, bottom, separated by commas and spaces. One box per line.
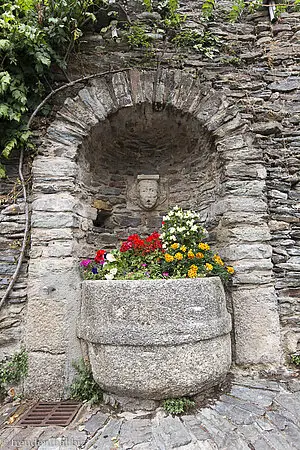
0, 0, 103, 178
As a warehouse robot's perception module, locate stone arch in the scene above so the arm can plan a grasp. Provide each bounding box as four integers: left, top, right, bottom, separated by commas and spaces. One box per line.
25, 69, 281, 399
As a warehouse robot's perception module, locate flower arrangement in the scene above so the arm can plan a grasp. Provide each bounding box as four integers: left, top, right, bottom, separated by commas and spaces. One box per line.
80, 206, 234, 281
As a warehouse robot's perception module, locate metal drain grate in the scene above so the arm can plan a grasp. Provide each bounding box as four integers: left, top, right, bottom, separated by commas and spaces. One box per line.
17, 401, 81, 427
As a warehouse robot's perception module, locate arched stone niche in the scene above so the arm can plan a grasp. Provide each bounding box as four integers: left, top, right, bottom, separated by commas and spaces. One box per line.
76, 103, 218, 257
25, 69, 282, 400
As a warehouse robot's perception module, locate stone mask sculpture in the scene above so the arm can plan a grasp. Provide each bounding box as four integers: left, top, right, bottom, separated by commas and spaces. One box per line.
137, 174, 159, 210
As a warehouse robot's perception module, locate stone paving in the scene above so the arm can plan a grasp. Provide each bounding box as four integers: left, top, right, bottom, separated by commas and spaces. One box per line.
1, 375, 300, 450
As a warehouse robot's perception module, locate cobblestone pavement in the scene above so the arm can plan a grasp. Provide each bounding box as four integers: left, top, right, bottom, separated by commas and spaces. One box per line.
1, 375, 300, 450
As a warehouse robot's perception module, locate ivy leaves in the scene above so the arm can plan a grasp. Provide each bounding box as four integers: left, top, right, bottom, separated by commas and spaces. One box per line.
0, 2, 53, 176
0, 0, 101, 178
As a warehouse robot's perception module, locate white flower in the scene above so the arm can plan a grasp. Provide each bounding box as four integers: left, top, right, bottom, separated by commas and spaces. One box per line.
171, 235, 176, 241
110, 268, 118, 275
105, 273, 114, 280
162, 243, 167, 249
191, 225, 198, 232
170, 227, 175, 233
106, 253, 116, 262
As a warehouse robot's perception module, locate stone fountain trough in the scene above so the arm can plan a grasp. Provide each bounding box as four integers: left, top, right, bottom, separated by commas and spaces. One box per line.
78, 278, 232, 399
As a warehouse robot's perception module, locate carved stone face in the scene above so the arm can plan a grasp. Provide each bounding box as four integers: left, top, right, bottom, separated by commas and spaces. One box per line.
137, 176, 159, 210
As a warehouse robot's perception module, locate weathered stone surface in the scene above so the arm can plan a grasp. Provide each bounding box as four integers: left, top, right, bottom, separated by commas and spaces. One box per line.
80, 279, 232, 399
32, 194, 77, 212
26, 299, 66, 353
79, 278, 231, 345
232, 286, 281, 365
24, 352, 65, 400
268, 77, 300, 92
88, 334, 231, 399
31, 211, 78, 229
153, 414, 192, 449
2, 375, 300, 450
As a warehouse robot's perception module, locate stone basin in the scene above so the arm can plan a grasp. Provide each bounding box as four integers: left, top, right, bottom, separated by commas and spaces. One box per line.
78, 277, 232, 399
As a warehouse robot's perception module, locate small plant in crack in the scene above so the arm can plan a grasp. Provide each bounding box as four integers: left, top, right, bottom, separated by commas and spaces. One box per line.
69, 358, 103, 404
290, 353, 300, 367
0, 349, 28, 400
163, 397, 195, 415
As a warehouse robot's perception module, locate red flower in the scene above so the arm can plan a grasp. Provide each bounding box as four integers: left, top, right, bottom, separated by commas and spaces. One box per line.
120, 241, 133, 252
95, 249, 106, 263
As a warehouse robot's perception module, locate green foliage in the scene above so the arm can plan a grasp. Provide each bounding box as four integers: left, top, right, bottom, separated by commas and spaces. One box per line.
70, 359, 103, 404
143, 0, 152, 13
228, 0, 290, 23
275, 0, 288, 17
143, 0, 185, 30
0, 349, 28, 400
172, 30, 220, 58
228, 0, 245, 23
0, 0, 102, 178
247, 0, 264, 14
127, 24, 152, 49
291, 353, 300, 366
202, 0, 215, 20
163, 397, 195, 415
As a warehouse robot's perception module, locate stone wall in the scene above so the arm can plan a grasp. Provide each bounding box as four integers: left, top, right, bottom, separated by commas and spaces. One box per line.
0, 153, 29, 359
24, 67, 281, 399
67, 5, 300, 360
0, 1, 299, 396
77, 103, 217, 257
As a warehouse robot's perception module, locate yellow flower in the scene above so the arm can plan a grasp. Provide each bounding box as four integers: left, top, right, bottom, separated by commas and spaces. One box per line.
165, 253, 174, 262
188, 250, 195, 259
171, 243, 179, 250
175, 252, 183, 261
187, 264, 198, 278
180, 245, 187, 252
196, 252, 204, 259
227, 266, 235, 274
188, 269, 197, 278
213, 254, 224, 266
198, 243, 210, 251
205, 263, 213, 271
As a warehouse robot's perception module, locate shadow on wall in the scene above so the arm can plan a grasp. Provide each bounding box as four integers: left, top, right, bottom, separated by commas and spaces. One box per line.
76, 103, 221, 257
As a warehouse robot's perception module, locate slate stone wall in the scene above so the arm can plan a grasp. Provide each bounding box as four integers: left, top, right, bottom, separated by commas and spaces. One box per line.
0, 1, 299, 387
0, 153, 29, 359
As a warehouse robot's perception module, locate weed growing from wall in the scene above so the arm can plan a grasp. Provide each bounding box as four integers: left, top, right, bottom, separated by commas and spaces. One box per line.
69, 359, 103, 404
172, 30, 221, 59
0, 349, 28, 400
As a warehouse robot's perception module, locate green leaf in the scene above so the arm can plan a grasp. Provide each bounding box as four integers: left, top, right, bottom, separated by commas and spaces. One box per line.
0, 104, 9, 118
35, 52, 51, 67
0, 39, 11, 50
0, 72, 11, 95
2, 138, 17, 158
0, 163, 6, 179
